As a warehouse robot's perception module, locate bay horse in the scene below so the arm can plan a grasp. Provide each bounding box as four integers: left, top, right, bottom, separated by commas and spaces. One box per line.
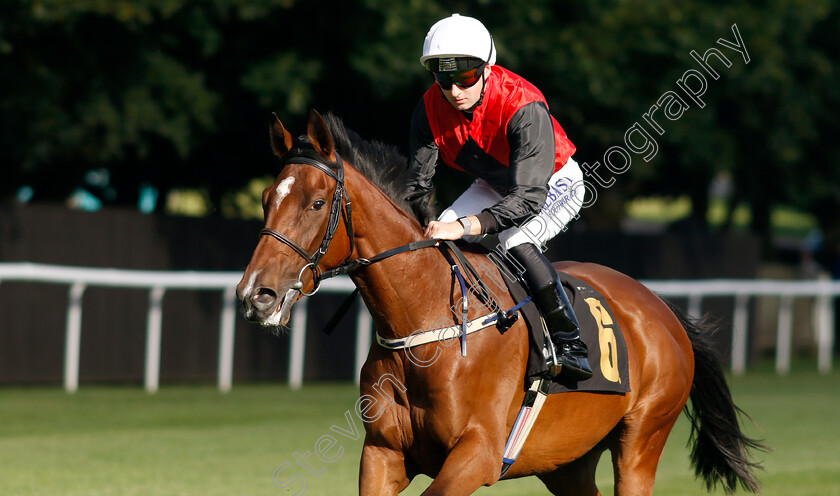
236, 110, 763, 495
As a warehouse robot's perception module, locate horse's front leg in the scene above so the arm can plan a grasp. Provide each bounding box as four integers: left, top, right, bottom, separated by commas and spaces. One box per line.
421, 427, 504, 496
359, 443, 410, 495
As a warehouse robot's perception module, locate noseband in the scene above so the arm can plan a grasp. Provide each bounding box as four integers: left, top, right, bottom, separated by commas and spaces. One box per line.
260, 152, 354, 296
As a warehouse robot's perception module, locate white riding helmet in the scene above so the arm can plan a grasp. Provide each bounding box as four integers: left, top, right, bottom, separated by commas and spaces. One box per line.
420, 14, 496, 71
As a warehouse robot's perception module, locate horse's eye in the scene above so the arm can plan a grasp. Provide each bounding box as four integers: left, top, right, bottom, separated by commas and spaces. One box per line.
312, 199, 326, 211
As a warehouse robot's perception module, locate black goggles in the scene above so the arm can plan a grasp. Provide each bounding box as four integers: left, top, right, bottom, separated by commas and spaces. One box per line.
431, 64, 486, 90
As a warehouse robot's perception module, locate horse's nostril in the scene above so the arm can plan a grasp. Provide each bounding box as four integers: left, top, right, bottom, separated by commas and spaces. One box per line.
251, 288, 278, 310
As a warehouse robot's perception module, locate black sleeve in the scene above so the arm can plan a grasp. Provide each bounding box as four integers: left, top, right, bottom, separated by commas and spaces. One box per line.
480, 101, 555, 233
406, 99, 439, 214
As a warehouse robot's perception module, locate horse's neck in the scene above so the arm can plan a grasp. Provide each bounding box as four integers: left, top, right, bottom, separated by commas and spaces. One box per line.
345, 168, 452, 338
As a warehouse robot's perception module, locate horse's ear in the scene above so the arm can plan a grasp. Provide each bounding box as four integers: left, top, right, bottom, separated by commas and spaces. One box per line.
270, 112, 294, 157
307, 109, 336, 161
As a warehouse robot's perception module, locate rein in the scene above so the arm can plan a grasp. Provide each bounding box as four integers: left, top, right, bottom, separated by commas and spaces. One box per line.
320, 238, 440, 279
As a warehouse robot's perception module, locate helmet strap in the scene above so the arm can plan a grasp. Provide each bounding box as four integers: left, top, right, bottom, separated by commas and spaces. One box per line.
466, 68, 489, 113
465, 38, 493, 112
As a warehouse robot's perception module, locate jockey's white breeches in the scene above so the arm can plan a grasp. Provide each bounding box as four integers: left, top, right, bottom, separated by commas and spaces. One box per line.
438, 158, 585, 251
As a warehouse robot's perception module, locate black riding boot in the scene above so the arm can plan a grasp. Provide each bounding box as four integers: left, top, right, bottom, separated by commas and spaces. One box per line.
508, 244, 593, 381
533, 278, 593, 380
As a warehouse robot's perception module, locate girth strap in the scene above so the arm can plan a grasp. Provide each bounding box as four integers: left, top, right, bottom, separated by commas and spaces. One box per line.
374, 297, 530, 350
375, 312, 498, 349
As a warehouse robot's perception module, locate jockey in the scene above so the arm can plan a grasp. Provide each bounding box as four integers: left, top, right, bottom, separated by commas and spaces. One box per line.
407, 14, 592, 381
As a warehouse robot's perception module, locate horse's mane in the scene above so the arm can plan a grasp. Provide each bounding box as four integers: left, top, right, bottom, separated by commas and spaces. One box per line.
318, 113, 437, 224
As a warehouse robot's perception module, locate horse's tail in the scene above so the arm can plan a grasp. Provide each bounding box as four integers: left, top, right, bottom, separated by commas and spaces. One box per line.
663, 298, 767, 493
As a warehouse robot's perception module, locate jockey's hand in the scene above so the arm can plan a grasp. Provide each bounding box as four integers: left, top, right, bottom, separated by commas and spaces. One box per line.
424, 220, 466, 240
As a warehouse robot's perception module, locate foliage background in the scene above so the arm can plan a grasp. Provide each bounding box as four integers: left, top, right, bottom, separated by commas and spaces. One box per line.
1, 0, 838, 261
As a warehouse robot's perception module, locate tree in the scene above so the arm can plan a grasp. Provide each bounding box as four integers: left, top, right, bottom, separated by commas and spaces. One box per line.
1, 0, 837, 263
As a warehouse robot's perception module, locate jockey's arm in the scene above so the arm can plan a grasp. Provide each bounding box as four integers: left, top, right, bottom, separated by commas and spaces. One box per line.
475, 102, 555, 234
406, 99, 438, 224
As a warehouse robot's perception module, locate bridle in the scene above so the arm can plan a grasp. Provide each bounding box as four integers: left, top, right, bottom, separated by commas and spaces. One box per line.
257, 150, 511, 343
259, 151, 442, 298
259, 152, 354, 296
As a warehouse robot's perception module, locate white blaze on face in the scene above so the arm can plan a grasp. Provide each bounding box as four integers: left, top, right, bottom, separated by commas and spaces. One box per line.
274, 177, 296, 209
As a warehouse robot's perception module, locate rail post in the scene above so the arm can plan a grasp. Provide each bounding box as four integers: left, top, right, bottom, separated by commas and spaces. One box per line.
731, 293, 750, 376
218, 286, 238, 393
289, 298, 308, 390
775, 294, 795, 375
144, 286, 166, 393
64, 282, 87, 393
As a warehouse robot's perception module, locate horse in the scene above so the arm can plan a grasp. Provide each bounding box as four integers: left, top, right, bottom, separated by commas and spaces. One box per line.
236, 110, 764, 495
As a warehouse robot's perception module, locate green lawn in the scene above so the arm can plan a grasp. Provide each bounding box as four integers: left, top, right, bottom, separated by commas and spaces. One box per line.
0, 366, 837, 495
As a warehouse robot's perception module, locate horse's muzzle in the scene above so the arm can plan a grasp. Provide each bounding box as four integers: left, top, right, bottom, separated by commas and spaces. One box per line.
238, 285, 298, 327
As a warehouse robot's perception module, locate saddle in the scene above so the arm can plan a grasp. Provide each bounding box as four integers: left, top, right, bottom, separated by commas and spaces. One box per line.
480, 245, 631, 395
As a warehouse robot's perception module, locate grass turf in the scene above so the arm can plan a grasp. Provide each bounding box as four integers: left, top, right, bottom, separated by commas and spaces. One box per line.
0, 365, 837, 495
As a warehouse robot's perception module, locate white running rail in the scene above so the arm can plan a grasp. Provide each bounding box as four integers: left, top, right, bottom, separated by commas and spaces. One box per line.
0, 262, 355, 393
648, 278, 838, 375
0, 263, 835, 393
